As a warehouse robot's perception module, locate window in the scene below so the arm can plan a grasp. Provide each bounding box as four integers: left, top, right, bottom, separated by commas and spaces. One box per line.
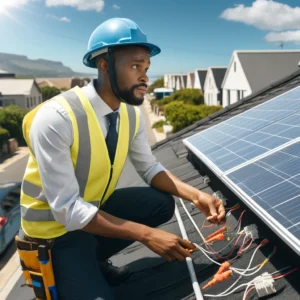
30, 97, 33, 106
227, 90, 231, 105
237, 90, 241, 101
234, 62, 236, 72
27, 98, 29, 108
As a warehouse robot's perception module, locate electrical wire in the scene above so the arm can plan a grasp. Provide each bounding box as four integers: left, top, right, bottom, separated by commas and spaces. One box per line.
243, 284, 255, 300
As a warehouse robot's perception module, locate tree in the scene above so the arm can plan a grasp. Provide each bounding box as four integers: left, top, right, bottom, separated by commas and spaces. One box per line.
41, 86, 61, 102
0, 106, 29, 146
148, 77, 164, 93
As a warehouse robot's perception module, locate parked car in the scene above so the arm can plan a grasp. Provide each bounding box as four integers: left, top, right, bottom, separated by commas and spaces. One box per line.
0, 182, 21, 255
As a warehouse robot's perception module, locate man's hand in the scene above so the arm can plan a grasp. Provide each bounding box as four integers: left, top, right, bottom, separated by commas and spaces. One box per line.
140, 227, 196, 263
193, 192, 225, 224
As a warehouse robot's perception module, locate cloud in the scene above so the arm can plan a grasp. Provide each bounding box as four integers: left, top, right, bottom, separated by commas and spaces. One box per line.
265, 30, 300, 42
1, 0, 30, 7
221, 0, 300, 31
113, 4, 120, 10
47, 14, 71, 22
45, 0, 105, 12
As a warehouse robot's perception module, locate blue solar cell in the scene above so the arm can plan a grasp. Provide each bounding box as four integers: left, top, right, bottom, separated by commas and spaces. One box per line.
226, 142, 300, 244
185, 86, 300, 173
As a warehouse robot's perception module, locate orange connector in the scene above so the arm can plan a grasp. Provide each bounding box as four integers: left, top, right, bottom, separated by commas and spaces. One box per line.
205, 233, 225, 244
202, 270, 233, 290
205, 227, 226, 240
216, 261, 231, 275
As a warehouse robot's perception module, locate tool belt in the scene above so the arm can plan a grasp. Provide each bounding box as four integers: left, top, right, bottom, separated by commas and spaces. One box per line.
15, 234, 58, 300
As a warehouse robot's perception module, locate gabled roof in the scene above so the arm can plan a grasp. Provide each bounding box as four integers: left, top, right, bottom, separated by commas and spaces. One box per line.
197, 69, 207, 89
0, 79, 40, 95
236, 50, 300, 93
211, 67, 227, 90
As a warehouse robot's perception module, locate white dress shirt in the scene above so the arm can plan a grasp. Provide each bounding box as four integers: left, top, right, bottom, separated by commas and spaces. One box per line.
29, 80, 166, 231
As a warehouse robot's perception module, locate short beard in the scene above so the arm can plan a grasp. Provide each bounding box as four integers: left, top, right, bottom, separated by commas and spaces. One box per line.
118, 84, 146, 106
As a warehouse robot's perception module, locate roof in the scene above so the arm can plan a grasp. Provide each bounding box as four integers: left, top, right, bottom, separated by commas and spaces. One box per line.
113, 68, 300, 299
211, 67, 227, 90
36, 78, 72, 90
0, 79, 39, 96
197, 69, 207, 89
236, 50, 300, 93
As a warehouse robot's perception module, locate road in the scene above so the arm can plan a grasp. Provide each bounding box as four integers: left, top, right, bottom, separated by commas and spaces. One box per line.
0, 99, 160, 299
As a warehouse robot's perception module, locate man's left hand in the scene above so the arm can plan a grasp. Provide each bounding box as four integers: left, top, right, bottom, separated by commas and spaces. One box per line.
192, 192, 226, 224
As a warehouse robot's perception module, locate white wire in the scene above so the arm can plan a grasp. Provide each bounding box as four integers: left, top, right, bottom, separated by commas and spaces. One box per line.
179, 198, 207, 245
207, 242, 262, 297
204, 282, 255, 298
194, 243, 222, 266
243, 283, 254, 300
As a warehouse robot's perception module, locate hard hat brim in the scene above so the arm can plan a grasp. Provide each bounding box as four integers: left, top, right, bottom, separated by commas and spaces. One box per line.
83, 42, 161, 68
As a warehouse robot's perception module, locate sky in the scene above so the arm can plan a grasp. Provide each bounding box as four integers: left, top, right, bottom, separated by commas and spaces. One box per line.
1, 0, 300, 80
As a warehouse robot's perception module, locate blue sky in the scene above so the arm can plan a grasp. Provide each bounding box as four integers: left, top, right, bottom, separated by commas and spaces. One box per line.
1, 0, 300, 80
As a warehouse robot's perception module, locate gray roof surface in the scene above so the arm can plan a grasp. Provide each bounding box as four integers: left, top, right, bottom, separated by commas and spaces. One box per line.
237, 51, 300, 93
197, 70, 207, 90
211, 68, 227, 90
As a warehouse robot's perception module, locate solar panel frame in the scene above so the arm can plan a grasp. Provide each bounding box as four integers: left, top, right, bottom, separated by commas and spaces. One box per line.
223, 139, 300, 255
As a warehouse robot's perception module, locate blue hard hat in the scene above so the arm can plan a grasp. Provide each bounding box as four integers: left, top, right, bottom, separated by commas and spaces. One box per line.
83, 18, 161, 68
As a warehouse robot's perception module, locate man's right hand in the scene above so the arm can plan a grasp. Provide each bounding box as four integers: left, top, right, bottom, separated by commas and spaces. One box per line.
140, 227, 196, 263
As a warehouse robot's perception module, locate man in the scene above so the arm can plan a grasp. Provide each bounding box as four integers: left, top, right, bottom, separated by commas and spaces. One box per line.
20, 18, 225, 299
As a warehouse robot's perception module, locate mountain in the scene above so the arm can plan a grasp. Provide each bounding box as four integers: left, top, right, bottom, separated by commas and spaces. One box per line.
0, 53, 95, 78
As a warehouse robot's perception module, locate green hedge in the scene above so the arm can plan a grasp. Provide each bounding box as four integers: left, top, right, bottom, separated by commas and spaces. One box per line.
0, 105, 29, 146
152, 120, 167, 128
152, 88, 204, 108
0, 127, 10, 149
164, 102, 222, 133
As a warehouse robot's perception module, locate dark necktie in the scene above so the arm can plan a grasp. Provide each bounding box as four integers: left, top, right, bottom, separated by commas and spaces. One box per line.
106, 112, 119, 164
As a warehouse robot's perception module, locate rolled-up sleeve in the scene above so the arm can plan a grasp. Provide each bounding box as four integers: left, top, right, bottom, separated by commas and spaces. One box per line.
128, 108, 166, 185
29, 102, 98, 231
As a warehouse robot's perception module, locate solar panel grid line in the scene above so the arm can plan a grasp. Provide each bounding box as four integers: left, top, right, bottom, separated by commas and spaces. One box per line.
225, 141, 300, 253
222, 172, 300, 255
184, 87, 300, 173
223, 136, 300, 176
183, 85, 300, 140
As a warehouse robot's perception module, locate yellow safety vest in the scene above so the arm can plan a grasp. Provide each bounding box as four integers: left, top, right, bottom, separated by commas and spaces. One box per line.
20, 86, 140, 239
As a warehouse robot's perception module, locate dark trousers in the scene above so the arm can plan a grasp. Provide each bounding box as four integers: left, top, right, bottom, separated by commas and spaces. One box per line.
51, 187, 175, 300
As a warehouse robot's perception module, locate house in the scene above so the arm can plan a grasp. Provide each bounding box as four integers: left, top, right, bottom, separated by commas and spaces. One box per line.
203, 67, 227, 106
6, 67, 300, 300
36, 77, 91, 90
0, 79, 42, 109
175, 74, 188, 91
0, 69, 15, 79
153, 87, 173, 100
222, 50, 300, 107
193, 69, 207, 92
186, 72, 195, 89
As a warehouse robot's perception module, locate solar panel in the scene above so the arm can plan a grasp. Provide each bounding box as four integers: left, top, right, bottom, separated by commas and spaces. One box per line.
183, 86, 300, 254
225, 141, 300, 253
184, 86, 300, 174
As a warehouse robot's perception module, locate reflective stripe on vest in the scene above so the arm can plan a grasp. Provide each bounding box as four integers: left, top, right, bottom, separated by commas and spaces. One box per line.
21, 91, 137, 222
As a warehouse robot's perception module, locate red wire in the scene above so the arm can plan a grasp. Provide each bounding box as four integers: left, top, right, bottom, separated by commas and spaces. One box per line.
273, 268, 299, 279
244, 286, 256, 300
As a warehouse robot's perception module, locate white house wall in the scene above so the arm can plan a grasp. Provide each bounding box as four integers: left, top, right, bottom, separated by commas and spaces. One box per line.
222, 52, 252, 107
204, 69, 220, 106
194, 70, 201, 89
0, 95, 26, 109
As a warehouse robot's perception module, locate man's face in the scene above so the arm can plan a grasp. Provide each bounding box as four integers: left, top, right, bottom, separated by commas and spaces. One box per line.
114, 46, 150, 106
